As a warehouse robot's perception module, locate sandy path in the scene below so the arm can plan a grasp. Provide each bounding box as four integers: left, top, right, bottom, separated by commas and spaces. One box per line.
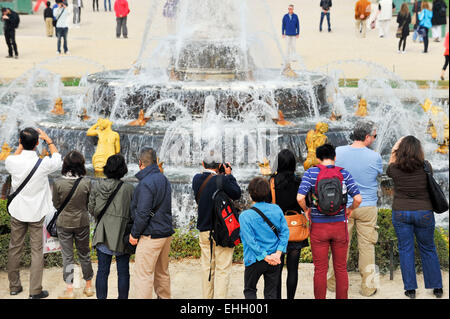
0, 259, 448, 299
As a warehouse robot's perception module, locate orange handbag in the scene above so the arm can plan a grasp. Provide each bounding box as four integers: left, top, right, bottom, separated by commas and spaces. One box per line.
270, 177, 309, 242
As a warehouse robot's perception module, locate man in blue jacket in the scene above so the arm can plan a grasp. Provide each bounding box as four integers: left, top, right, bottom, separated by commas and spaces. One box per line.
129, 147, 174, 299
282, 4, 300, 63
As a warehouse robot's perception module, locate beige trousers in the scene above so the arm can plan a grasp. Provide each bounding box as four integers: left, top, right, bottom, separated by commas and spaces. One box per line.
133, 235, 172, 299
327, 206, 379, 296
199, 231, 234, 299
45, 18, 53, 37
285, 36, 297, 62
355, 19, 368, 38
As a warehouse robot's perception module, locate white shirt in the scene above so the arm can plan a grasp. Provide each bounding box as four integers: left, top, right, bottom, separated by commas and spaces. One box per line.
54, 6, 70, 28
378, 0, 393, 21
5, 150, 62, 222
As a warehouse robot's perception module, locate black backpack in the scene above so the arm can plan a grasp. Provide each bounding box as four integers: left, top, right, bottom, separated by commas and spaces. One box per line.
12, 11, 20, 29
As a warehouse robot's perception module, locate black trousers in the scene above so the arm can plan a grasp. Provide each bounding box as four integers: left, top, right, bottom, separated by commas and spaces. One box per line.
244, 260, 281, 299
4, 28, 18, 57
443, 55, 449, 71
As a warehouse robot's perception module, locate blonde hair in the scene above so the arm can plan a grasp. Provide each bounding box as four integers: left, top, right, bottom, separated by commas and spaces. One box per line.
400, 2, 410, 16
421, 1, 430, 10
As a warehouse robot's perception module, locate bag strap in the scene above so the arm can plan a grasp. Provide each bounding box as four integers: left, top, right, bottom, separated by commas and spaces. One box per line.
55, 177, 83, 217
270, 177, 276, 204
251, 206, 279, 238
195, 173, 214, 203
7, 158, 43, 212
94, 181, 124, 234
55, 7, 65, 22
423, 161, 432, 175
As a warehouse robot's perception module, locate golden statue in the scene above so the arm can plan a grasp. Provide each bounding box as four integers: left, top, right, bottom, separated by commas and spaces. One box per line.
329, 111, 342, 121
79, 108, 91, 121
421, 99, 449, 154
282, 64, 298, 78
355, 97, 368, 117
303, 122, 329, 170
128, 109, 151, 126
87, 118, 121, 174
39, 147, 49, 159
257, 157, 272, 176
51, 97, 65, 115
157, 157, 164, 173
0, 142, 12, 161
273, 110, 293, 126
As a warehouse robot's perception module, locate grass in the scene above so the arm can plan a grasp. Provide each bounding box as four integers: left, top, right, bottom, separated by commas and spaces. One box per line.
338, 78, 449, 89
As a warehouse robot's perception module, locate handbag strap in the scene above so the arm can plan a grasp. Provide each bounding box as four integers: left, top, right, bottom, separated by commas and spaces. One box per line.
195, 173, 214, 204
423, 161, 432, 175
55, 177, 83, 217
55, 7, 65, 23
270, 177, 276, 204
94, 181, 124, 234
251, 206, 279, 238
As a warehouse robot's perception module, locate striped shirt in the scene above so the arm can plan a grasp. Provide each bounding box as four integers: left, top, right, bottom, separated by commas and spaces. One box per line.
298, 165, 360, 223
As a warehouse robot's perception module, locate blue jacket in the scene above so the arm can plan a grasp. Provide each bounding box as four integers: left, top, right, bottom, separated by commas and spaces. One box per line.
282, 13, 300, 36
130, 164, 174, 239
239, 202, 290, 267
419, 9, 433, 29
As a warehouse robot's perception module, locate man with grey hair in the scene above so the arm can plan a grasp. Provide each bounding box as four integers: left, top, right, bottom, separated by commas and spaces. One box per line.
282, 4, 300, 63
192, 150, 242, 298
129, 147, 174, 299
327, 120, 383, 297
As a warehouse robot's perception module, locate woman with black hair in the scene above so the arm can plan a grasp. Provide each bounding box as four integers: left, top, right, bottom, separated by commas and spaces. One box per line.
270, 149, 309, 299
52, 150, 94, 299
88, 154, 135, 299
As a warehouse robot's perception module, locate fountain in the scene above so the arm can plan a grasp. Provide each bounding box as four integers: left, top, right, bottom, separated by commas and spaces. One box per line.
0, 0, 448, 229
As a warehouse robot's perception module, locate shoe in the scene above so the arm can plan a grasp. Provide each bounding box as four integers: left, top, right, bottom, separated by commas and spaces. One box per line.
434, 38, 440, 42
422, 50, 428, 53
401, 50, 406, 54
441, 75, 445, 81
57, 51, 61, 55
58, 290, 75, 299
5, 55, 13, 58
64, 51, 69, 55
83, 286, 94, 297
14, 55, 18, 59
124, 35, 128, 39
379, 35, 384, 38
398, 50, 401, 53
433, 288, 443, 298
29, 290, 49, 299
328, 29, 331, 32
405, 290, 416, 299
10, 287, 23, 296
319, 29, 322, 32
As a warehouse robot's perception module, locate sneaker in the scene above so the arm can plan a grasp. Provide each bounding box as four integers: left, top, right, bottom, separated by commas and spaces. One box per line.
328, 29, 331, 32
57, 51, 61, 55
29, 290, 49, 299
124, 35, 128, 39
14, 55, 18, 59
398, 50, 401, 53
64, 51, 69, 55
83, 287, 94, 297
405, 290, 416, 299
441, 75, 445, 81
58, 290, 75, 299
319, 29, 322, 32
10, 286, 23, 296
5, 55, 13, 58
433, 288, 443, 298
401, 50, 406, 54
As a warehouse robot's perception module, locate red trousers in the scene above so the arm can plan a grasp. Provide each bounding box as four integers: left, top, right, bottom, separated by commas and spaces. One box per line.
310, 221, 349, 299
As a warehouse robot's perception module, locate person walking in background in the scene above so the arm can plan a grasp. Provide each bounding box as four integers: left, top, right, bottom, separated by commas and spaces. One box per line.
418, 1, 433, 53
129, 148, 174, 299
354, 0, 371, 38
1, 7, 19, 59
5, 128, 62, 299
44, 2, 54, 37
163, 0, 179, 35
54, 0, 70, 54
114, 0, 130, 39
104, 0, 111, 12
192, 151, 242, 299
376, 0, 394, 38
239, 177, 290, 299
412, 0, 423, 43
431, 0, 447, 42
297, 144, 362, 299
319, 0, 332, 32
282, 4, 300, 63
387, 136, 444, 299
396, 3, 411, 53
441, 31, 449, 80
89, 154, 135, 299
327, 121, 382, 297
270, 149, 309, 299
92, 0, 99, 11
72, 0, 83, 26
53, 151, 94, 299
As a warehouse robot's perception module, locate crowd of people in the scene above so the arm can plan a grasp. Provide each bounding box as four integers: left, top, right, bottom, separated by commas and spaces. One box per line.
3, 120, 445, 299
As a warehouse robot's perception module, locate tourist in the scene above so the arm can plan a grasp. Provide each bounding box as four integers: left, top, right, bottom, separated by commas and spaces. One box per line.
282, 4, 300, 63
412, 0, 423, 43
104, 0, 111, 12
376, 0, 394, 38
114, 0, 130, 39
387, 136, 444, 299
92, 0, 99, 12
441, 31, 449, 80
270, 149, 309, 299
129, 148, 174, 299
1, 7, 19, 59
418, 1, 433, 53
72, 0, 82, 26
319, 0, 332, 33
192, 151, 242, 299
431, 0, 447, 42
54, 0, 70, 54
89, 154, 135, 299
44, 2, 54, 37
297, 144, 362, 299
53, 150, 93, 299
396, 3, 411, 53
354, 0, 371, 38
239, 177, 289, 299
163, 0, 179, 35
5, 128, 62, 299
327, 120, 382, 297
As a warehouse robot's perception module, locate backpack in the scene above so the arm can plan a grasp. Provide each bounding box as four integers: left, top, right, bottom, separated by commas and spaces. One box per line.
313, 164, 347, 215
13, 12, 20, 29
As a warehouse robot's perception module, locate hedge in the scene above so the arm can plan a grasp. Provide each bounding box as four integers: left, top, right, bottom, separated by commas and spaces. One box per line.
0, 200, 448, 274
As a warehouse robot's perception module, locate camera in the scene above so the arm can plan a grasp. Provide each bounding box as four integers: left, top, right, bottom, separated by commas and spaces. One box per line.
218, 163, 232, 174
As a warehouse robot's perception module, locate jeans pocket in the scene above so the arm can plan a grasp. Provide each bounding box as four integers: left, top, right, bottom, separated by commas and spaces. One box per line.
392, 210, 407, 224
417, 211, 434, 228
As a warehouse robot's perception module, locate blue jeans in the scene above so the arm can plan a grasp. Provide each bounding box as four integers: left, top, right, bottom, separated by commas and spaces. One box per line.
104, 0, 111, 11
56, 27, 68, 53
95, 249, 130, 299
392, 210, 443, 291
320, 12, 331, 31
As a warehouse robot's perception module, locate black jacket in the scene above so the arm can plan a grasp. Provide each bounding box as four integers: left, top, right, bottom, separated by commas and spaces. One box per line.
397, 12, 412, 37
44, 7, 54, 19
130, 164, 174, 239
2, 10, 19, 31
432, 0, 447, 26
192, 172, 241, 232
320, 0, 332, 10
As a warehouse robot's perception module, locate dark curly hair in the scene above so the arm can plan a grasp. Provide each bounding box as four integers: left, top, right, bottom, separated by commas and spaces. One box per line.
394, 135, 424, 173
104, 154, 128, 180
62, 150, 86, 177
